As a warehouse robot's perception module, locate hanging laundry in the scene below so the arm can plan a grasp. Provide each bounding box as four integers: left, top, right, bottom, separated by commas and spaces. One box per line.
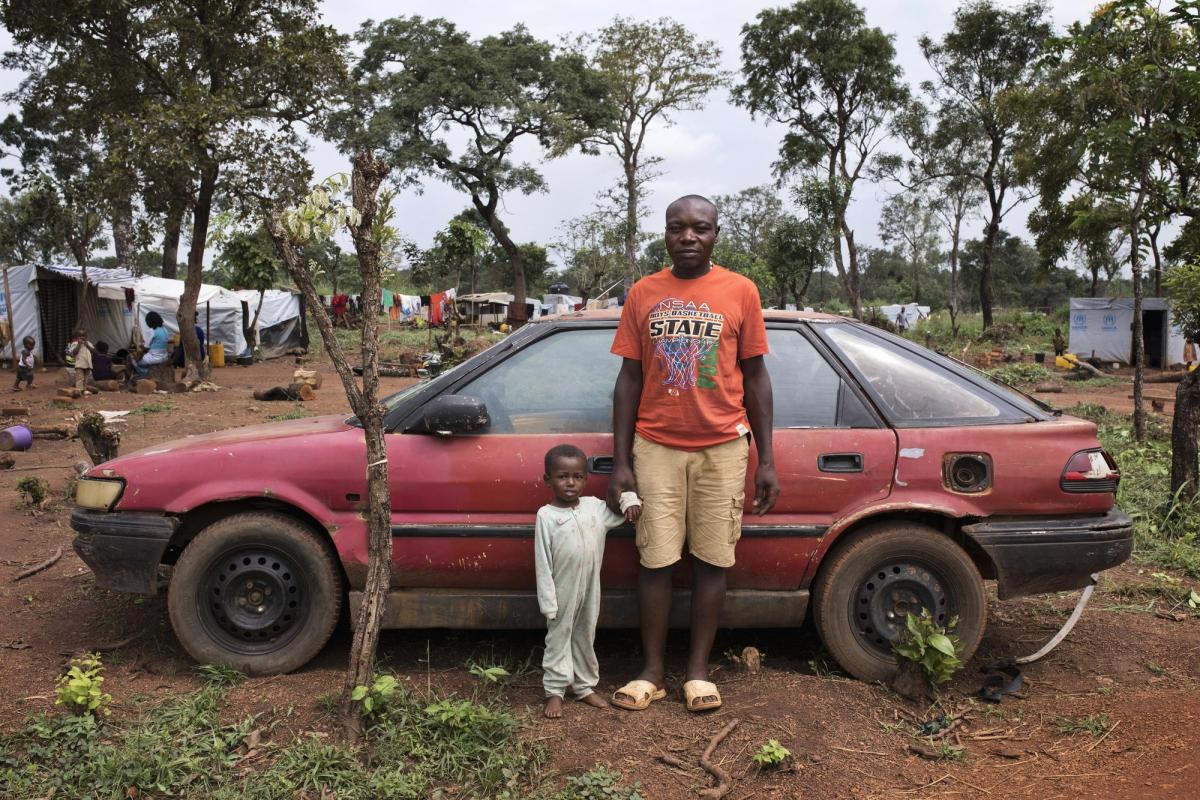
429, 291, 445, 326
399, 294, 421, 319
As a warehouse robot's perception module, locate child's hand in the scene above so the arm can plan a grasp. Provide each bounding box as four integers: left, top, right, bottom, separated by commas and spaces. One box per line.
624, 505, 641, 524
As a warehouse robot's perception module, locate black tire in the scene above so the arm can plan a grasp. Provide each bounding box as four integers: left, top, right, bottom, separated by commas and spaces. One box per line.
167, 512, 343, 675
812, 522, 986, 683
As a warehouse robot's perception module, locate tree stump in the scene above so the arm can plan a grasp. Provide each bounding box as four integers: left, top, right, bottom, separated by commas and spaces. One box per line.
1171, 370, 1200, 500
253, 383, 315, 402
77, 412, 120, 466
146, 362, 177, 391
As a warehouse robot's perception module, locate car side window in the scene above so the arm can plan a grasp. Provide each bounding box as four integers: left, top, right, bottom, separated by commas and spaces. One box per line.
823, 324, 1020, 423
458, 329, 620, 433
766, 329, 870, 428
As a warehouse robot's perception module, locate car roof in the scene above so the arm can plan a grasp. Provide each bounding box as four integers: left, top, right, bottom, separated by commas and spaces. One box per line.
531, 308, 848, 324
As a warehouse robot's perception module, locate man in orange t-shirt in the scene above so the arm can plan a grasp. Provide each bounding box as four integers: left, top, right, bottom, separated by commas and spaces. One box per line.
608, 195, 779, 713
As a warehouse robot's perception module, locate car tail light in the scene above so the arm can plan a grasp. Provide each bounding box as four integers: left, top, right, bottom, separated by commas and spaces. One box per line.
1061, 449, 1120, 493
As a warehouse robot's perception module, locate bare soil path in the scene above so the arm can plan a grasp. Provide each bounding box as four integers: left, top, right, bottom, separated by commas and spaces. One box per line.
0, 356, 1197, 799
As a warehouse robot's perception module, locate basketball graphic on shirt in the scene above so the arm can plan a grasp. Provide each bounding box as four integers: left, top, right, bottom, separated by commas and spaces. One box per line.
648, 297, 724, 393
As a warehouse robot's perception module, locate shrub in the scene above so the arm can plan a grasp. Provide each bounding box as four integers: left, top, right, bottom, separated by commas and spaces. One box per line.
16, 476, 49, 507
752, 739, 792, 769
54, 653, 112, 717
892, 610, 962, 687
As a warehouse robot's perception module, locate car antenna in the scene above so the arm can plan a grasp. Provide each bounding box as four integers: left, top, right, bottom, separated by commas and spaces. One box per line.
945, 353, 1063, 417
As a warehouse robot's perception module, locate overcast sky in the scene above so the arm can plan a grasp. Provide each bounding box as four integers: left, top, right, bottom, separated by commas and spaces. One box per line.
1, 1, 1105, 265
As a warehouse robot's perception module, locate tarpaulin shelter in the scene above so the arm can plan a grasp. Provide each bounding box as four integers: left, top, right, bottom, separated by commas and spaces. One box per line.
456, 292, 539, 324
1068, 297, 1185, 368
106, 275, 248, 358
0, 264, 138, 364
877, 303, 930, 330
233, 289, 306, 359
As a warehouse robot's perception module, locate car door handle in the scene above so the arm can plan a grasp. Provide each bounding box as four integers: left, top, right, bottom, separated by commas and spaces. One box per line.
588, 455, 614, 475
818, 453, 863, 473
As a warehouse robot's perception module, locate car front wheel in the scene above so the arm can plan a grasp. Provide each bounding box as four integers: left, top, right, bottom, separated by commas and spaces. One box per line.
812, 522, 986, 683
167, 512, 344, 675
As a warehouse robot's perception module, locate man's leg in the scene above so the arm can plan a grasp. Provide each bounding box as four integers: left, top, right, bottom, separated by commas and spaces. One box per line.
633, 563, 674, 687
686, 558, 726, 687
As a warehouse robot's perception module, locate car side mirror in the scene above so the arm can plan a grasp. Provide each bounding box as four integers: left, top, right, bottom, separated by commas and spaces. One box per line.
421, 394, 489, 435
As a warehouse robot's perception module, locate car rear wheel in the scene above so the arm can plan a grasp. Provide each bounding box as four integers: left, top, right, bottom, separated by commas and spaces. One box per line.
167, 512, 343, 675
812, 522, 986, 683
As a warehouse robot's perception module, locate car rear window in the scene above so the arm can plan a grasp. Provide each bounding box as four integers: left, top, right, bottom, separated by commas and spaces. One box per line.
823, 324, 1031, 425
767, 329, 875, 428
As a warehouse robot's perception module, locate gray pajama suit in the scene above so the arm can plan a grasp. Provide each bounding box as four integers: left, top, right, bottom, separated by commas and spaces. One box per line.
535, 496, 625, 698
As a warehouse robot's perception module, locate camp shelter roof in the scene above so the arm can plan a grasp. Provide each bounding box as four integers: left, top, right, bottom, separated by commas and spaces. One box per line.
457, 292, 514, 305
100, 275, 244, 307
233, 289, 301, 329
1069, 297, 1171, 312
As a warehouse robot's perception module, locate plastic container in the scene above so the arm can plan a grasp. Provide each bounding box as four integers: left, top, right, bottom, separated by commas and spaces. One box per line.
208, 343, 225, 367
0, 425, 33, 451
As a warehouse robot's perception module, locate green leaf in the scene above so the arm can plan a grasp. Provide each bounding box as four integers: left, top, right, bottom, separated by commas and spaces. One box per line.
350, 685, 368, 701
928, 634, 957, 656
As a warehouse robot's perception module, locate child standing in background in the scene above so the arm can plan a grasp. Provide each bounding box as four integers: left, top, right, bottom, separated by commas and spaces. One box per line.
535, 444, 641, 719
13, 336, 35, 391
65, 329, 94, 392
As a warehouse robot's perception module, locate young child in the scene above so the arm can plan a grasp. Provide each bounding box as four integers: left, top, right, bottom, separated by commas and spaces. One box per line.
13, 336, 35, 391
65, 329, 94, 393
535, 444, 641, 719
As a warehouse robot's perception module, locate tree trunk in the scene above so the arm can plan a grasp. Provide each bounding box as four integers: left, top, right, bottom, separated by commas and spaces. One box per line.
1130, 205, 1146, 442
473, 194, 526, 325
245, 289, 265, 349
111, 194, 134, 271
623, 158, 638, 292
179, 160, 219, 382
980, 217, 999, 330
264, 152, 392, 745
948, 213, 962, 336
1172, 370, 1200, 501
844, 227, 862, 320
161, 200, 185, 280
1149, 224, 1163, 296
340, 151, 392, 740
1090, 265, 1099, 298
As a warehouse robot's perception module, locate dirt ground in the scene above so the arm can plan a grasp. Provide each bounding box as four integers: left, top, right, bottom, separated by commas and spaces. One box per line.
0, 356, 1197, 799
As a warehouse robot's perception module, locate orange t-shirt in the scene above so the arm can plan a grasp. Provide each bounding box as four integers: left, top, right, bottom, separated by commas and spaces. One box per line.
611, 265, 769, 451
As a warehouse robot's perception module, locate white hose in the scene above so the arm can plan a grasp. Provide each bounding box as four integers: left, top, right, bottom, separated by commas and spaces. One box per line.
1014, 574, 1098, 665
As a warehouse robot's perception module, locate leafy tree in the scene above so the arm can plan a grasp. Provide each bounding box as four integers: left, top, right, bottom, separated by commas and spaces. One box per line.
919, 0, 1052, 330
765, 215, 827, 308
1019, 0, 1193, 441
349, 18, 609, 324
423, 216, 491, 296
554, 206, 626, 303
215, 228, 280, 347
879, 192, 941, 304
0, 184, 69, 264
576, 17, 728, 289
736, 0, 906, 319
714, 185, 785, 259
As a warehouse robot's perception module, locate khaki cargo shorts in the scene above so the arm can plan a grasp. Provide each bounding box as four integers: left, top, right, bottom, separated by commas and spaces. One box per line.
632, 433, 749, 569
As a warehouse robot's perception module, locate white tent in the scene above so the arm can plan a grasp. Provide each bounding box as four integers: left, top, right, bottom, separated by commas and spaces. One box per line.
0, 264, 139, 363
1068, 297, 1184, 368
877, 303, 930, 330
234, 289, 305, 358
96, 276, 249, 358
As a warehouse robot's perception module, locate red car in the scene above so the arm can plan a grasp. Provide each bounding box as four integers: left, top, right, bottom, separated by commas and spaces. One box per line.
71, 311, 1132, 678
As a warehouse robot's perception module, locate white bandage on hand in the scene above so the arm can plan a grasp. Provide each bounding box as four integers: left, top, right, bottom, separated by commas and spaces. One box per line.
618, 491, 642, 513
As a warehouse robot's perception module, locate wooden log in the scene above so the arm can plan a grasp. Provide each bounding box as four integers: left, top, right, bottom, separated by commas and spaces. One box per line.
253, 383, 314, 402
57, 387, 82, 399
135, 379, 157, 395
146, 361, 176, 391
1034, 384, 1063, 393
1147, 372, 1186, 384
1, 406, 30, 417
30, 424, 72, 440
93, 380, 122, 392
293, 368, 323, 389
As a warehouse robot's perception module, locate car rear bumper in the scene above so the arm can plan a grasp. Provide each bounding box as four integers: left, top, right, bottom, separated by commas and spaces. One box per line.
71, 508, 179, 595
962, 508, 1133, 599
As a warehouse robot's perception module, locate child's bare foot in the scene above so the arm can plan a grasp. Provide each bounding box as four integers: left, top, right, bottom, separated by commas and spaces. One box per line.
577, 692, 609, 709
544, 695, 563, 719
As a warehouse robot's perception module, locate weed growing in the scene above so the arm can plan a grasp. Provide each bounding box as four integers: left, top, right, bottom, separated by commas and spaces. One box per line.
1053, 713, 1111, 737
266, 408, 312, 422
15, 476, 49, 507
130, 402, 176, 415
986, 363, 1055, 386
554, 767, 643, 800
752, 739, 792, 769
892, 610, 962, 687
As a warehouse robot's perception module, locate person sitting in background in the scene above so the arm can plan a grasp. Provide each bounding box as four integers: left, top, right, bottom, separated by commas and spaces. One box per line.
170, 325, 206, 368
91, 341, 124, 382
132, 311, 171, 378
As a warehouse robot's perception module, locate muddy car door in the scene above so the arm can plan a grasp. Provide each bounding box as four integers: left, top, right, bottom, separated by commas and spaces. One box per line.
386, 325, 629, 591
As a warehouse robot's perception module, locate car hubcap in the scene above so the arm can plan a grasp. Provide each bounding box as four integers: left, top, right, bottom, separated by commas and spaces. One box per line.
851, 561, 948, 658
201, 547, 307, 654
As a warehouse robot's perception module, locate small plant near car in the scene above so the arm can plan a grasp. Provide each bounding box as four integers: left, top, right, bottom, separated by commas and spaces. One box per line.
892, 610, 962, 688
267, 408, 312, 421
467, 661, 511, 686
1053, 713, 1111, 737
350, 673, 397, 716
424, 696, 511, 730
556, 766, 643, 800
62, 475, 78, 501
16, 476, 49, 508
986, 362, 1054, 386
751, 739, 792, 769
55, 653, 112, 716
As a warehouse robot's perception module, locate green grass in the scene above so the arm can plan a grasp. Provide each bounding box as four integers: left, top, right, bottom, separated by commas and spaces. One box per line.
986, 362, 1055, 386
0, 666, 584, 800
1052, 713, 1111, 737
266, 408, 312, 422
1095, 415, 1200, 578
130, 402, 176, 415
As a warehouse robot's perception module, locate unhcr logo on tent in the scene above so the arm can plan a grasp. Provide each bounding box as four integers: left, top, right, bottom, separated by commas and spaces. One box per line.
1102, 314, 1117, 331
1072, 312, 1087, 330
